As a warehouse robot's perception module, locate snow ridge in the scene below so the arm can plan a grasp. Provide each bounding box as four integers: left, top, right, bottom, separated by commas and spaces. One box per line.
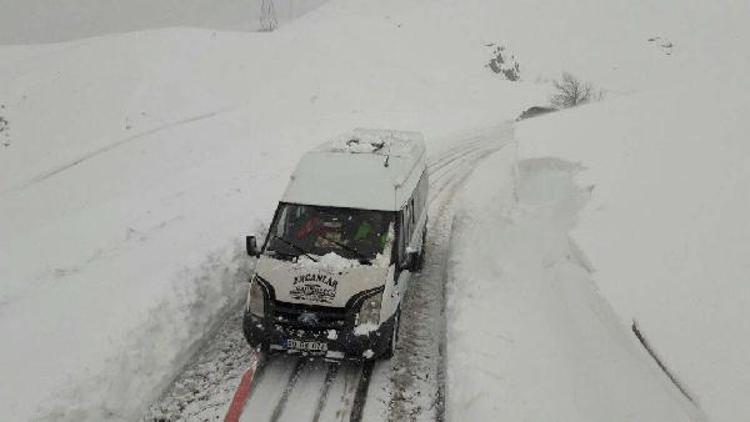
445, 148, 704, 421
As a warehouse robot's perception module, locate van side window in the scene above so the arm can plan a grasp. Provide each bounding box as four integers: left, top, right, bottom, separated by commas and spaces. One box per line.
397, 169, 427, 267
397, 208, 407, 264
404, 202, 412, 244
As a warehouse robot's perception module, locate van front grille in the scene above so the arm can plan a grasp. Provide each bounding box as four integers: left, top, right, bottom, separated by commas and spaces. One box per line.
272, 301, 349, 329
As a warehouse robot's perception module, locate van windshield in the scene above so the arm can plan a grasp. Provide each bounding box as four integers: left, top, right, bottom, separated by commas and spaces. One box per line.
265, 204, 394, 261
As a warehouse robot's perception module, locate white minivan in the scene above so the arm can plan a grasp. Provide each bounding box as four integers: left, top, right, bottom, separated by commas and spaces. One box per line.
243, 129, 428, 360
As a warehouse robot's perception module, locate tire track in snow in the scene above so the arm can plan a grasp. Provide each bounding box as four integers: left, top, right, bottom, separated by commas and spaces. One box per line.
2, 105, 237, 195
269, 358, 307, 422
349, 361, 374, 422
311, 363, 339, 422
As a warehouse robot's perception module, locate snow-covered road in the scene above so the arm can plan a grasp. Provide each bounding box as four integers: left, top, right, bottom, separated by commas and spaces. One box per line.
145, 124, 514, 422
4, 0, 748, 419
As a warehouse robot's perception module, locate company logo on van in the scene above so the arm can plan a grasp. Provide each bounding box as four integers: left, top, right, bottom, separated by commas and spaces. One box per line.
297, 312, 320, 325
289, 273, 339, 304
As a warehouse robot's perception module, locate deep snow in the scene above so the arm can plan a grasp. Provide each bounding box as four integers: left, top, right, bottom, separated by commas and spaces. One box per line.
518, 78, 750, 421
510, 2, 750, 420
2, 0, 750, 420
445, 148, 703, 421
0, 1, 545, 419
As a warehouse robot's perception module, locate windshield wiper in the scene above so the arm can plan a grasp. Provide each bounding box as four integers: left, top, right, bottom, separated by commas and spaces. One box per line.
325, 238, 372, 265
272, 235, 318, 262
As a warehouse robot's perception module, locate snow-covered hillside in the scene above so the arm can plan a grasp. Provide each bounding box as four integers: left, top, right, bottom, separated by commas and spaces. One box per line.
445, 1, 750, 421
518, 78, 750, 421
0, 0, 327, 44
511, 2, 750, 421
0, 1, 543, 420
2, 0, 749, 420
446, 144, 703, 421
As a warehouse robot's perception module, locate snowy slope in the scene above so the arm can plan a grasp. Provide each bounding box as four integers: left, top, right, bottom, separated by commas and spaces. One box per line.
0, 1, 546, 420
3, 0, 748, 420
0, 0, 327, 44
518, 78, 750, 422
446, 147, 703, 421
443, 1, 750, 420
512, 3, 750, 418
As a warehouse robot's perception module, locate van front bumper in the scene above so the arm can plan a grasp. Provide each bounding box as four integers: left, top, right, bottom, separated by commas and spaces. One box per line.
242, 312, 395, 360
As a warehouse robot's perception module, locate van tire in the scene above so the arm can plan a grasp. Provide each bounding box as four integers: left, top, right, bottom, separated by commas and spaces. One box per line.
382, 308, 401, 360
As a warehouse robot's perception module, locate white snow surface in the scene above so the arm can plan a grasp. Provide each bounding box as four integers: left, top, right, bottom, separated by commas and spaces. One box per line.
0, 0, 328, 45
443, 0, 750, 419
325, 128, 425, 157
0, 0, 545, 420
295, 252, 362, 270
510, 3, 750, 420
3, 0, 749, 420
446, 146, 703, 421
517, 79, 750, 421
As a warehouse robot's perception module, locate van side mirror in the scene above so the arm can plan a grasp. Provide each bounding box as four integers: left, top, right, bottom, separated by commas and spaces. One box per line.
403, 247, 419, 272
246, 235, 260, 257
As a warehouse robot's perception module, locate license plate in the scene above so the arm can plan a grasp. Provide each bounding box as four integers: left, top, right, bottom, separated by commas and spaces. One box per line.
286, 339, 328, 352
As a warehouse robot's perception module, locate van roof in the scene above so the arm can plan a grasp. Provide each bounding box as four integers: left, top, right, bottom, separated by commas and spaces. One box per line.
282, 128, 426, 211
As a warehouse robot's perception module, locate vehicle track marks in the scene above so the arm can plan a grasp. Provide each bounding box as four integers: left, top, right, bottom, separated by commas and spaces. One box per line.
349, 362, 374, 422
311, 363, 340, 422
3, 106, 237, 195
270, 358, 307, 422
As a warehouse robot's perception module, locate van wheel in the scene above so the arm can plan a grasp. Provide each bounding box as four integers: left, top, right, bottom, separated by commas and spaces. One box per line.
382, 308, 401, 360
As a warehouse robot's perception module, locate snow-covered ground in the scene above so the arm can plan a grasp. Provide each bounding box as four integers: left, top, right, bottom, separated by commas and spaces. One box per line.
446, 148, 704, 421
0, 0, 327, 44
0, 1, 543, 420
2, 0, 749, 420
443, 1, 750, 421
517, 78, 750, 421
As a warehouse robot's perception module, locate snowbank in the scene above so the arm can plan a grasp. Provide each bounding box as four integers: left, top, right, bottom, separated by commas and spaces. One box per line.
446, 146, 701, 421
518, 78, 750, 421
4, 0, 747, 418
0, 0, 546, 419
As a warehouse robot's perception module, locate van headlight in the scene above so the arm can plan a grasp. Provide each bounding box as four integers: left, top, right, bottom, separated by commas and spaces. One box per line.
247, 276, 266, 318
357, 291, 382, 326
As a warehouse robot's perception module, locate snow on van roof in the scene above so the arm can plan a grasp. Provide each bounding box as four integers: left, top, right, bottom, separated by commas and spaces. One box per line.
282, 128, 426, 211
316, 128, 425, 158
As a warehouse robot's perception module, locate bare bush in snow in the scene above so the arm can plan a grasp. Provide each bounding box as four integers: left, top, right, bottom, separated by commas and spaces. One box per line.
647, 36, 674, 55
0, 104, 10, 147
550, 72, 602, 108
259, 0, 278, 32
486, 44, 521, 81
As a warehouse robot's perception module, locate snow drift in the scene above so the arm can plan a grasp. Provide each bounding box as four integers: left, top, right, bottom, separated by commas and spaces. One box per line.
518, 77, 750, 421
2, 0, 749, 419
445, 148, 702, 421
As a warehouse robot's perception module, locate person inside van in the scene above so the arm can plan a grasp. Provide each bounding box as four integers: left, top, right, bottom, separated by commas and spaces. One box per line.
278, 205, 391, 260
353, 214, 390, 256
